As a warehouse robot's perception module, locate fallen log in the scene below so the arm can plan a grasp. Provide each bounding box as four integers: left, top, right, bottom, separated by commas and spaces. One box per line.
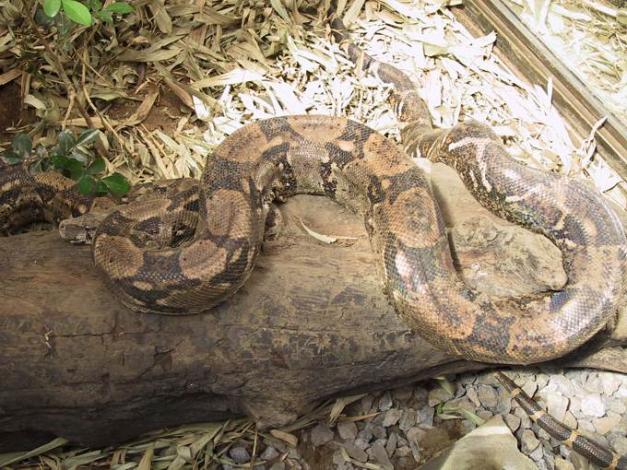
0, 164, 624, 451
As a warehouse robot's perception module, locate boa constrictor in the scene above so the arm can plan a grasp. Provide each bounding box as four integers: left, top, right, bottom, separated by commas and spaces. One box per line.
1, 22, 625, 367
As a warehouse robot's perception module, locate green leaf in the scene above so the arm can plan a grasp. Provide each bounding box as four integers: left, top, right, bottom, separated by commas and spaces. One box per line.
35, 7, 56, 25
12, 134, 32, 158
61, 0, 92, 25
104, 2, 134, 14
51, 154, 84, 179
95, 180, 109, 195
51, 154, 71, 169
95, 10, 113, 23
86, 157, 105, 175
101, 172, 130, 196
76, 128, 100, 146
77, 175, 96, 195
57, 130, 76, 155
43, 0, 62, 17
70, 149, 91, 164
2, 150, 23, 165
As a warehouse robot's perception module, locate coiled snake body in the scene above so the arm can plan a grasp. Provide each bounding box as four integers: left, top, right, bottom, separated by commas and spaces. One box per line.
1, 23, 625, 366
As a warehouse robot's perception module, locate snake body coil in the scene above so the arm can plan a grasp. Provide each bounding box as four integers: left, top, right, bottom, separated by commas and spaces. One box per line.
1, 23, 625, 366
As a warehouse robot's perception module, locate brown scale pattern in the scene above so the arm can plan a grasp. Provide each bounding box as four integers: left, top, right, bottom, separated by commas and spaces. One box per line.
0, 21, 625, 368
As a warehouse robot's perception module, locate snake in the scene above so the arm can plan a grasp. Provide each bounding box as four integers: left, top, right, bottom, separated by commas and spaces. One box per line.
496, 372, 626, 470
1, 20, 626, 368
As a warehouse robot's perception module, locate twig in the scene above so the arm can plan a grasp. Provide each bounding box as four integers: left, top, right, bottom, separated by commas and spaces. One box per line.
26, 7, 95, 129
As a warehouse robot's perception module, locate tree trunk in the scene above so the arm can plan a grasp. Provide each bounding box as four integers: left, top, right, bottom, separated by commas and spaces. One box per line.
1, 164, 625, 450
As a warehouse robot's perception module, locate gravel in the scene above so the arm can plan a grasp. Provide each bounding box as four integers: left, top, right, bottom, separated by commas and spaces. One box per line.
309, 423, 334, 447
213, 369, 626, 469
580, 394, 606, 417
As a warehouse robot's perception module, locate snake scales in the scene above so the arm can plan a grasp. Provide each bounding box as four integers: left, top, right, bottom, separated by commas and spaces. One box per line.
1, 21, 625, 367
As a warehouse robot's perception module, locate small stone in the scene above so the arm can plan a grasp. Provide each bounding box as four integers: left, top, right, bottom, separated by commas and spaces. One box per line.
477, 410, 493, 421
399, 408, 417, 432
357, 426, 373, 442
505, 413, 521, 432
529, 443, 544, 461
382, 409, 402, 427
521, 429, 540, 453
406, 426, 425, 458
354, 437, 370, 450
495, 387, 512, 414
386, 432, 398, 455
609, 435, 627, 455
554, 457, 575, 470
562, 411, 578, 429
578, 419, 595, 433
337, 421, 358, 441
476, 372, 500, 386
343, 443, 368, 462
535, 373, 549, 388
260, 446, 279, 461
310, 423, 334, 447
593, 412, 621, 435
549, 375, 573, 395
370, 424, 386, 440
513, 406, 532, 429
229, 446, 250, 464
533, 424, 551, 441
414, 386, 428, 406
581, 394, 605, 417
608, 399, 626, 415
522, 380, 538, 398
379, 392, 393, 411
395, 445, 412, 457
599, 372, 621, 395
428, 387, 452, 407
544, 392, 569, 421
459, 373, 477, 386
584, 374, 602, 393
332, 449, 345, 466
392, 386, 413, 401
477, 384, 498, 409
370, 442, 393, 469
620, 413, 627, 432
360, 395, 374, 413
417, 405, 435, 427
371, 437, 387, 449
466, 386, 480, 407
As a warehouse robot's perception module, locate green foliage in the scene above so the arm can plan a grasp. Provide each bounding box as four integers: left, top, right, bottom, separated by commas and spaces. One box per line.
41, 0, 134, 26
2, 130, 130, 197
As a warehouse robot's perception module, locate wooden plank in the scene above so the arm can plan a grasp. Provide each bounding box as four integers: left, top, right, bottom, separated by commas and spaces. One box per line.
454, 0, 627, 180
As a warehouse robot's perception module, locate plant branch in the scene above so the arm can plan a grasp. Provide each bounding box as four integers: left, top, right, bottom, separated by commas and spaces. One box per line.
27, 12, 95, 129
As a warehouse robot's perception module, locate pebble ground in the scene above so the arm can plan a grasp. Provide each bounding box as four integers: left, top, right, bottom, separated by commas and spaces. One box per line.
221, 369, 626, 469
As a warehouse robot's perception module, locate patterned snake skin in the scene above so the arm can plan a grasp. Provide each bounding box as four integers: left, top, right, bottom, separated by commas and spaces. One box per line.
497, 372, 626, 469
1, 20, 625, 366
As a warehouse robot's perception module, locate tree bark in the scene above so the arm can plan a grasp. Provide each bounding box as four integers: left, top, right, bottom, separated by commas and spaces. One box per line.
0, 164, 625, 451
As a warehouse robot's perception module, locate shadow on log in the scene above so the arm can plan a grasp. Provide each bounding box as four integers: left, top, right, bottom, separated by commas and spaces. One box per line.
0, 164, 625, 451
